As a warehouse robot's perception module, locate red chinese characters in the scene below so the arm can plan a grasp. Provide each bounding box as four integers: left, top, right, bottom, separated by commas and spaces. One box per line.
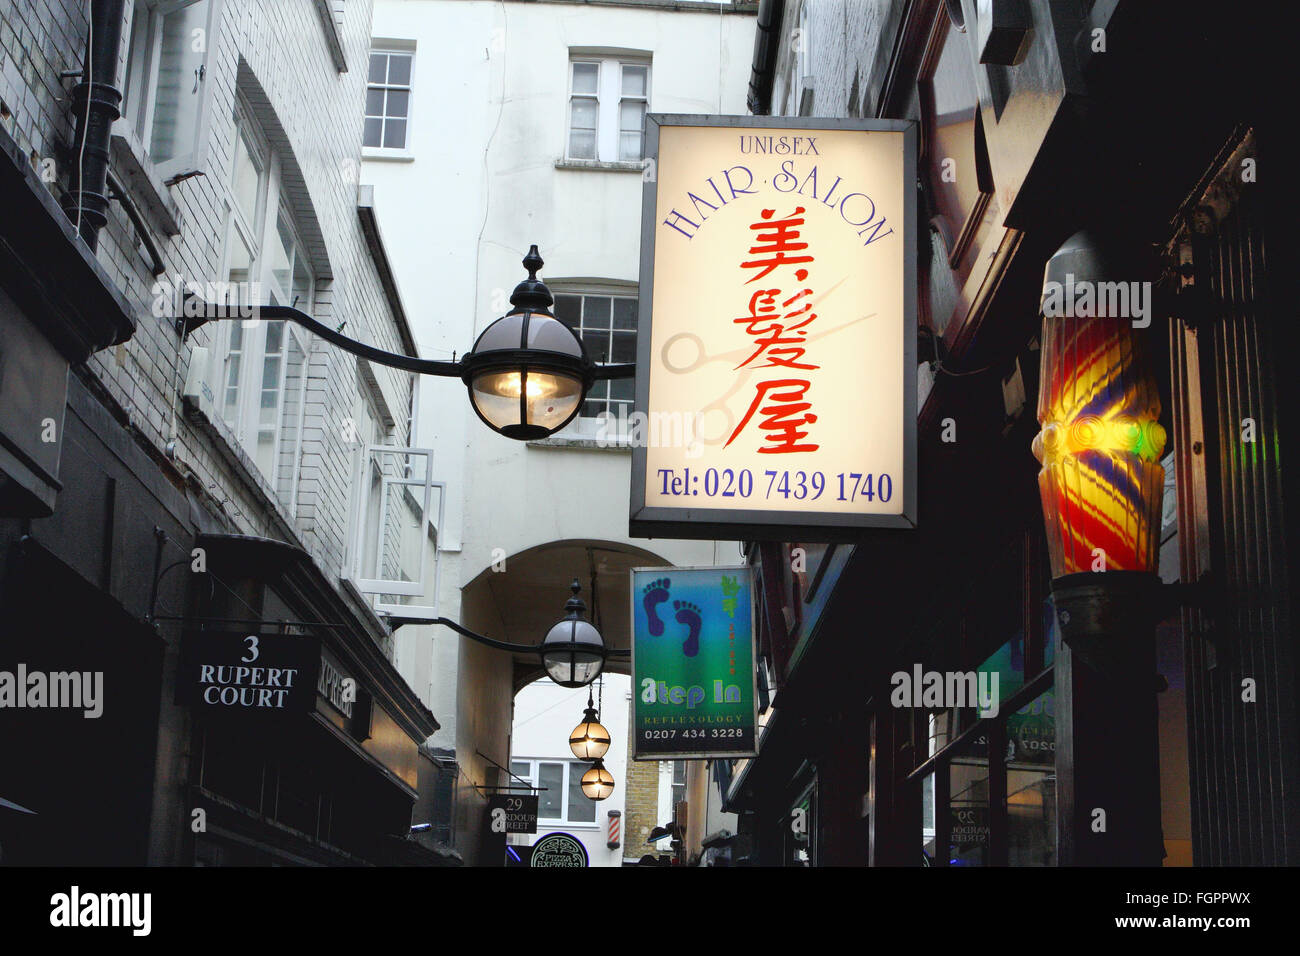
726, 379, 819, 455
727, 207, 820, 454
733, 288, 818, 372
739, 207, 814, 283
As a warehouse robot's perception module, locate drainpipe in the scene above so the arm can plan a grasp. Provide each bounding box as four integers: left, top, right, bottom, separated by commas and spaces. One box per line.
63, 0, 127, 251
747, 0, 786, 116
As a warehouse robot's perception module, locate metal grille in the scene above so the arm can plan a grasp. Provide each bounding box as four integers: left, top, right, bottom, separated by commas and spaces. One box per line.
1169, 127, 1297, 865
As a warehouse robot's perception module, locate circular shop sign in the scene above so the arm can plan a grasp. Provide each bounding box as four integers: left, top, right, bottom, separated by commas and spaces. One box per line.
530, 832, 589, 868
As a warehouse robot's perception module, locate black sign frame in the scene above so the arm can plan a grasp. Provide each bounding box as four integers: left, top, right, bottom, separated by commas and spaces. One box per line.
488, 793, 540, 835
177, 629, 321, 717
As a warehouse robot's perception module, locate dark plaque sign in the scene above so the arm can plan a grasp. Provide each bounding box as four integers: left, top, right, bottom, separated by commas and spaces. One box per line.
950, 806, 990, 850
489, 793, 539, 835
178, 630, 320, 715
530, 832, 589, 868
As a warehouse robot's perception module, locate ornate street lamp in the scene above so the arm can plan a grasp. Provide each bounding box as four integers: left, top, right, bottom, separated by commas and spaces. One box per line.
176, 244, 634, 443
539, 579, 607, 688
461, 246, 591, 440
378, 578, 625, 687
569, 692, 612, 760
580, 758, 615, 801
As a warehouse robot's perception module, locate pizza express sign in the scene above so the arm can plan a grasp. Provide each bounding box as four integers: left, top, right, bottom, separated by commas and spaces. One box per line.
631, 116, 917, 541
178, 631, 320, 715
530, 832, 589, 868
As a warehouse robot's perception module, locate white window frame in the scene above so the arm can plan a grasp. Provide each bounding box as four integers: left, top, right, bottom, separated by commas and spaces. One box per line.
343, 420, 444, 616
616, 61, 650, 161
511, 759, 600, 827
566, 59, 600, 160
550, 284, 638, 432
564, 54, 651, 163
363, 42, 416, 157
212, 98, 315, 510
118, 0, 223, 182
671, 760, 687, 808
348, 445, 438, 597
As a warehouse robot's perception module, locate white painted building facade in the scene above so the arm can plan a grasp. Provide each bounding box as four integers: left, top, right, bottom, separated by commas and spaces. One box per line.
362, 0, 756, 864
508, 675, 630, 867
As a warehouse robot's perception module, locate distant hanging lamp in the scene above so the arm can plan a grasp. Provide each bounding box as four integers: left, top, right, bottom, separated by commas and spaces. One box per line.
539, 579, 607, 688
569, 691, 611, 761
581, 758, 616, 801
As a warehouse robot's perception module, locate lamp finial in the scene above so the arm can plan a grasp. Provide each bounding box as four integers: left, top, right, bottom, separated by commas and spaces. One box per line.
523, 244, 544, 279
510, 244, 554, 312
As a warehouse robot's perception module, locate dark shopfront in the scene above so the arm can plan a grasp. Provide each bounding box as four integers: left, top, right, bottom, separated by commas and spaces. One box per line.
0, 116, 446, 865
1, 522, 447, 868
0, 520, 447, 866
0, 113, 162, 865
727, 0, 1296, 866
176, 534, 447, 867
0, 370, 447, 866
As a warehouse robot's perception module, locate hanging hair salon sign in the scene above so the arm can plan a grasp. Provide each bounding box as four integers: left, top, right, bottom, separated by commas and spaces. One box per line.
631, 116, 917, 541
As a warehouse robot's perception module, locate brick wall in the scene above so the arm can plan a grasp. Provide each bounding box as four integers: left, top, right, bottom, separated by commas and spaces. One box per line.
0, 0, 414, 635
622, 696, 662, 861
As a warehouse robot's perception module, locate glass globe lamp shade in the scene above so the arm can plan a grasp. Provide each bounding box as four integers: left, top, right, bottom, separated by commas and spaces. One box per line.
580, 759, 615, 801
468, 360, 584, 440
461, 246, 592, 440
540, 616, 606, 688
569, 708, 612, 760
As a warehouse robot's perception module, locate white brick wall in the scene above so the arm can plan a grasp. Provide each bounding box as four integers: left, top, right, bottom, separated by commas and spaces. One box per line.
772, 0, 892, 119
0, 0, 414, 635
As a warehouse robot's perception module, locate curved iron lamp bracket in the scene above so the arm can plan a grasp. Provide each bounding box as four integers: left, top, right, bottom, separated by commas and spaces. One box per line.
176, 296, 464, 377
175, 294, 635, 380
388, 615, 630, 659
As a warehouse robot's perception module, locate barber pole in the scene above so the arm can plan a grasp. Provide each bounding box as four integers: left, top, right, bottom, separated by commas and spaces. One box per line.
607, 809, 621, 849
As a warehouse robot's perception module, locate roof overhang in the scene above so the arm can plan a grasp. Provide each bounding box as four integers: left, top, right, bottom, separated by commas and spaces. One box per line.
195, 532, 440, 741
357, 185, 420, 360
0, 122, 135, 363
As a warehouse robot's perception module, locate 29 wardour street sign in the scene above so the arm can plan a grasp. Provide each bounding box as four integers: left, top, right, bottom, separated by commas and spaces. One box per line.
630, 566, 757, 760
630, 115, 917, 541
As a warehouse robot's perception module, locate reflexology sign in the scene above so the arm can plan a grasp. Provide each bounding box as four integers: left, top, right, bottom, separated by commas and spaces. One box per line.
631, 115, 917, 542
630, 566, 757, 760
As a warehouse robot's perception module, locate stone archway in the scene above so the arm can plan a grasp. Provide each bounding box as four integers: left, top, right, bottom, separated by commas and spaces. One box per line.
460, 538, 676, 691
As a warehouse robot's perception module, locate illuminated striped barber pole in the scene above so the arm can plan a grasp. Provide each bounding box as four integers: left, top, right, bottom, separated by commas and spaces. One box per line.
607, 809, 621, 849
1031, 231, 1166, 577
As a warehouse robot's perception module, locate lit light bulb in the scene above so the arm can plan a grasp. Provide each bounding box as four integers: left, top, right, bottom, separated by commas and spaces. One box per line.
495, 372, 552, 399
569, 708, 611, 760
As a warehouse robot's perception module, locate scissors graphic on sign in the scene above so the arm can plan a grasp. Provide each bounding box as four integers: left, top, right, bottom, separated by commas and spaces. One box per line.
657, 277, 873, 445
